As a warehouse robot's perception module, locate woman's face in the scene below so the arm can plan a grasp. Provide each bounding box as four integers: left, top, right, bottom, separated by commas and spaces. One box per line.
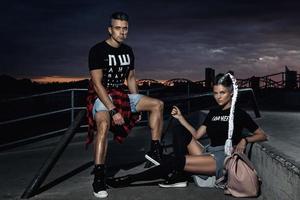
213, 84, 232, 108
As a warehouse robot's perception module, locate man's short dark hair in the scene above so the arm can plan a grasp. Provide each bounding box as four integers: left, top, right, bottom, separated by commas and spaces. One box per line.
110, 12, 129, 22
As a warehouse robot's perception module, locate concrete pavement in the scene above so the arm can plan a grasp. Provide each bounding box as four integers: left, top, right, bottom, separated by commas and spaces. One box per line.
0, 110, 299, 200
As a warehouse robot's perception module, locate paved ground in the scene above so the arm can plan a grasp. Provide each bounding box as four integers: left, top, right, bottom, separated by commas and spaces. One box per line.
1, 110, 299, 200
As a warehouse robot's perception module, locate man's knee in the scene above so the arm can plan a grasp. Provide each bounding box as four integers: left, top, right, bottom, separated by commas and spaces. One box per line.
153, 99, 164, 112
95, 120, 110, 137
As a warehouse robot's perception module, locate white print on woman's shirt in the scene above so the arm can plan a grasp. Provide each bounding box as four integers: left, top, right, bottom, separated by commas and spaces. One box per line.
212, 115, 229, 122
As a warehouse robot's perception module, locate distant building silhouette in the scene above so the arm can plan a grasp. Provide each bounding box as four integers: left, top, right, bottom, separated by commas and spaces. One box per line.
285, 66, 297, 89
205, 68, 215, 88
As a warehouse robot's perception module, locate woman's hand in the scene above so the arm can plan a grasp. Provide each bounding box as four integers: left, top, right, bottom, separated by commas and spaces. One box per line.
171, 106, 182, 119
234, 138, 247, 153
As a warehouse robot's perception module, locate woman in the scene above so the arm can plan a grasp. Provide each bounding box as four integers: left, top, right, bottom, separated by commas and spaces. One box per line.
107, 73, 268, 188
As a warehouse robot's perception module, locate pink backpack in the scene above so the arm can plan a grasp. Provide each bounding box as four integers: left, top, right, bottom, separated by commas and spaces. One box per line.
221, 152, 261, 197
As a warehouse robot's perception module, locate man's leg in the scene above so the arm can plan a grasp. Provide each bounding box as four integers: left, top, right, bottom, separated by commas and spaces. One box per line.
92, 111, 110, 198
135, 96, 164, 166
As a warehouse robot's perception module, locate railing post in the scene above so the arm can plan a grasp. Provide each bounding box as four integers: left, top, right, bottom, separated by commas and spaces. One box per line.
282, 72, 285, 88
71, 90, 74, 123
187, 82, 190, 114
249, 89, 261, 118
21, 110, 86, 198
146, 89, 150, 121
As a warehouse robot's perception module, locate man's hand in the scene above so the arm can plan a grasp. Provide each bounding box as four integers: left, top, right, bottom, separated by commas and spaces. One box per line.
112, 113, 125, 125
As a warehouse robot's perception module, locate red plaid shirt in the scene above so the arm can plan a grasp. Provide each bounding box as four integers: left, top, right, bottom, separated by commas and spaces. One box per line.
86, 80, 139, 147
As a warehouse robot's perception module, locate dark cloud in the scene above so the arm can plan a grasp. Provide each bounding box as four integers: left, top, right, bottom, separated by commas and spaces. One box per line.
1, 0, 300, 80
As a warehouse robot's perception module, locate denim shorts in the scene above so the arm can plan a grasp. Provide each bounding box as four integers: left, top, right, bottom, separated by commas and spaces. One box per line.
205, 145, 226, 179
92, 94, 144, 118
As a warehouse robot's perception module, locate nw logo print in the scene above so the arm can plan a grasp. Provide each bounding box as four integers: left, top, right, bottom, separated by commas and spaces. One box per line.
108, 54, 130, 66
106, 54, 130, 81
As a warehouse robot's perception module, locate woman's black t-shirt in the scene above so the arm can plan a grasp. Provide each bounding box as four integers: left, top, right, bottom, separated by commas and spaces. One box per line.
203, 107, 259, 147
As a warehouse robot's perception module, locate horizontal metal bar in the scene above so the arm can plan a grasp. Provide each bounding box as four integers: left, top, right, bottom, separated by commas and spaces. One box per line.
162, 88, 252, 103
73, 107, 86, 110
1, 87, 164, 103
1, 88, 88, 103
0, 88, 254, 126
0, 108, 73, 125
0, 128, 68, 152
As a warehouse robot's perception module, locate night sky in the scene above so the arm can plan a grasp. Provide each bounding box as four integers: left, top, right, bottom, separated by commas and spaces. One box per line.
1, 0, 300, 82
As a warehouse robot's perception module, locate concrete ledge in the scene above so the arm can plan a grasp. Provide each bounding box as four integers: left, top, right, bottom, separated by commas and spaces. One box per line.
251, 142, 300, 200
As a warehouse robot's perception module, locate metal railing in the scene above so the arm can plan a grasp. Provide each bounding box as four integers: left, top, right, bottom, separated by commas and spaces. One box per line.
0, 89, 87, 151
0, 87, 260, 152
0, 88, 87, 126
0, 88, 166, 150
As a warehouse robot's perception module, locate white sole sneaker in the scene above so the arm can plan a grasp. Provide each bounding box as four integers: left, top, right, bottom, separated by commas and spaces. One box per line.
93, 190, 108, 198
158, 181, 187, 188
145, 154, 160, 166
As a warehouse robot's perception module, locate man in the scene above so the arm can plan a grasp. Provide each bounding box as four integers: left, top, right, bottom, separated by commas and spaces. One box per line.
88, 12, 164, 198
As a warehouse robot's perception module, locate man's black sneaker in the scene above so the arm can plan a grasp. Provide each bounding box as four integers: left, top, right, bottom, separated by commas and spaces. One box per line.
92, 165, 108, 198
106, 175, 132, 188
158, 170, 188, 188
92, 179, 108, 198
145, 142, 162, 167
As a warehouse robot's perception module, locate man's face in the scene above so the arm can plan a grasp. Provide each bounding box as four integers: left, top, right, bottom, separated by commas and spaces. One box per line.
213, 84, 232, 107
108, 19, 128, 43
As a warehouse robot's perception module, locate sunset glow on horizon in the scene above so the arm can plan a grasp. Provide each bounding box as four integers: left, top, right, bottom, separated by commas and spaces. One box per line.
31, 76, 88, 83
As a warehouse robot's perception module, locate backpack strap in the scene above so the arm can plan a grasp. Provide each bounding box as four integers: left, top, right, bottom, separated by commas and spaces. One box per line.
233, 152, 255, 170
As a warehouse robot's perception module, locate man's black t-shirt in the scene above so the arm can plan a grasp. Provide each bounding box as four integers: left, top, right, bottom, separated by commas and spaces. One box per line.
88, 41, 135, 88
203, 107, 259, 147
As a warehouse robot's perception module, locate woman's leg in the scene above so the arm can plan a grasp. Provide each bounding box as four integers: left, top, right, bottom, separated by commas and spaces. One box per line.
187, 137, 205, 155
184, 154, 216, 175
173, 128, 204, 157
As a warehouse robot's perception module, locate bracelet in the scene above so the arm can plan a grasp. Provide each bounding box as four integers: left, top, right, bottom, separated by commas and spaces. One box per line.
109, 108, 118, 118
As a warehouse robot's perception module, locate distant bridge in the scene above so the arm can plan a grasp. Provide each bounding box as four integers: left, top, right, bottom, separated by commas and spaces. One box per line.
163, 78, 193, 86
137, 79, 161, 87
137, 67, 300, 89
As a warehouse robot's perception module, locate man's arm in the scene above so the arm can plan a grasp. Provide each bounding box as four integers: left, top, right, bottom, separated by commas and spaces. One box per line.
90, 69, 115, 110
126, 70, 138, 94
90, 69, 124, 125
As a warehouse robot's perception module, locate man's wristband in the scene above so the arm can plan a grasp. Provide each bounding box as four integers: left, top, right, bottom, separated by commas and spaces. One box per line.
109, 108, 118, 118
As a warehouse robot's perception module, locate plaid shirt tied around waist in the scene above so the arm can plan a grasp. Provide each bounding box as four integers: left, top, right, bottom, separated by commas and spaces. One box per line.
86, 80, 139, 147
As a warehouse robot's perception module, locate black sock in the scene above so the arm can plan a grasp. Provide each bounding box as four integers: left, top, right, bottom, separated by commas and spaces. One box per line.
151, 140, 160, 148
93, 164, 105, 177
